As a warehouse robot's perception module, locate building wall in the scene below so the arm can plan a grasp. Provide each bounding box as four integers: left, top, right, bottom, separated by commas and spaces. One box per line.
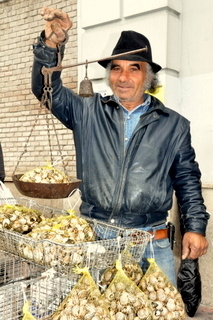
0, 0, 78, 180
179, 0, 213, 185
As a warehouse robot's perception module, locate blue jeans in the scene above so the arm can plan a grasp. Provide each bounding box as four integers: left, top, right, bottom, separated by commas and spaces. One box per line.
139, 223, 176, 286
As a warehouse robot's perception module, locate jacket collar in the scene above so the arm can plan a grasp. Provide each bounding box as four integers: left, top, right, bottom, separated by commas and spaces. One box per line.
100, 93, 170, 115
100, 95, 119, 107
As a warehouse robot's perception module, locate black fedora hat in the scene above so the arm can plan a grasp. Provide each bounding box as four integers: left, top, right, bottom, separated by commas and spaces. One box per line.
98, 30, 161, 73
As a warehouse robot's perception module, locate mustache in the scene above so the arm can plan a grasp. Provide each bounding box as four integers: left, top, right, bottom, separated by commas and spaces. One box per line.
115, 81, 134, 87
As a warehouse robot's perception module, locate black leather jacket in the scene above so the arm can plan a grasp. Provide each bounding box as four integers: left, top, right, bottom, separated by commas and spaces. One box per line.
32, 36, 209, 234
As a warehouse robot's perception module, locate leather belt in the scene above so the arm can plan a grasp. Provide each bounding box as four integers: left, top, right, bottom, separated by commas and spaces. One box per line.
148, 228, 168, 240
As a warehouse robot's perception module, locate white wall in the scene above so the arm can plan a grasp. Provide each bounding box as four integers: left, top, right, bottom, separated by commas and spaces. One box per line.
179, 0, 213, 184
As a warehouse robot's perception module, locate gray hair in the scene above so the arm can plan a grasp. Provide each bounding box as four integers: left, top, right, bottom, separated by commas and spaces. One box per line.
144, 63, 159, 93
105, 62, 159, 94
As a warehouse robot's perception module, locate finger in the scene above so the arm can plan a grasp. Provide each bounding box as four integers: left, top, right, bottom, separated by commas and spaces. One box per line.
182, 252, 189, 260
181, 239, 190, 260
40, 7, 49, 16
50, 9, 68, 21
41, 7, 68, 22
53, 10, 73, 31
51, 23, 67, 42
182, 248, 190, 260
199, 247, 208, 257
187, 251, 197, 259
40, 7, 55, 20
187, 246, 207, 259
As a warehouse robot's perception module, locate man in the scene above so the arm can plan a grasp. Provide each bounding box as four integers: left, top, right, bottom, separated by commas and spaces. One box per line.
32, 7, 209, 285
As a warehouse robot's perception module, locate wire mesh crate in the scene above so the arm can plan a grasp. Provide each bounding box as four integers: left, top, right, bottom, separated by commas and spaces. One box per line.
0, 250, 45, 286
0, 197, 67, 243
1, 223, 151, 276
0, 197, 151, 275
0, 271, 79, 320
0, 196, 67, 252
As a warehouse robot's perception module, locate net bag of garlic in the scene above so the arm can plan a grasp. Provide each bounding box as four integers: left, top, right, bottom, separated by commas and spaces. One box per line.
51, 267, 111, 320
103, 260, 152, 320
138, 258, 186, 320
19, 163, 70, 183
100, 248, 143, 289
18, 212, 95, 267
0, 204, 42, 233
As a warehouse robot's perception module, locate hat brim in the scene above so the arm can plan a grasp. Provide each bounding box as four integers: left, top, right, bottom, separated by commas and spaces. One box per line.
98, 54, 161, 73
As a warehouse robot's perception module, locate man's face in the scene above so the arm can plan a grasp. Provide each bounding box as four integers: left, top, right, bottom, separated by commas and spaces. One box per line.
109, 60, 147, 110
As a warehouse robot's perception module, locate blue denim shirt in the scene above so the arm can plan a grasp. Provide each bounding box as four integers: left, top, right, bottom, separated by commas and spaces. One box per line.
114, 94, 151, 147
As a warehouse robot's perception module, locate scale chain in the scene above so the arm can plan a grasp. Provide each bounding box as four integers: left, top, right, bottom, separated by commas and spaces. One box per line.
41, 36, 65, 109
13, 110, 42, 176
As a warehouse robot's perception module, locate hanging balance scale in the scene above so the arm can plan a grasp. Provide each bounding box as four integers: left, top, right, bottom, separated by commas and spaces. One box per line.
12, 99, 81, 199
12, 30, 148, 199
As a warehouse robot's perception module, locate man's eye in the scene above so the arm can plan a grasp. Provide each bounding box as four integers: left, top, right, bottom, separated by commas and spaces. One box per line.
112, 67, 120, 71
130, 68, 139, 72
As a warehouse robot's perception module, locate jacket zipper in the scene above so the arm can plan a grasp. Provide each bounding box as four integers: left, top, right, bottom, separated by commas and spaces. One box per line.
108, 110, 160, 222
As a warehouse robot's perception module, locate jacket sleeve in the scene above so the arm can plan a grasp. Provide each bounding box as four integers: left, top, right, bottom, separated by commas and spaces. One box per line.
170, 127, 210, 236
31, 31, 65, 102
0, 143, 5, 182
31, 32, 84, 130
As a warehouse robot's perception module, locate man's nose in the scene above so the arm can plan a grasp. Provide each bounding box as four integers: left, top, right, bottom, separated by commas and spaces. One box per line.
118, 70, 129, 81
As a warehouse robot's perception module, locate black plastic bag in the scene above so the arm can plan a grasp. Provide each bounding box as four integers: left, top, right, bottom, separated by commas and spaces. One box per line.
177, 258, 201, 317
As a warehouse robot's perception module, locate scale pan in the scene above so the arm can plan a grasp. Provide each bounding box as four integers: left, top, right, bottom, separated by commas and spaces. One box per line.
12, 174, 81, 199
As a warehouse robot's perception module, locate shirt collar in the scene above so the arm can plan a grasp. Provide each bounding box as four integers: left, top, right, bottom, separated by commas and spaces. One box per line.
113, 94, 151, 114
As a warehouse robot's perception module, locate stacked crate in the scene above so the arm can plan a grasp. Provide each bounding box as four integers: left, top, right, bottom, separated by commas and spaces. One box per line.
0, 251, 80, 320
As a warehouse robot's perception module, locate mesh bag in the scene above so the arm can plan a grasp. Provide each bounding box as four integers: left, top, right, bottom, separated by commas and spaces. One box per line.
52, 267, 110, 320
100, 248, 143, 289
139, 258, 186, 320
103, 260, 152, 319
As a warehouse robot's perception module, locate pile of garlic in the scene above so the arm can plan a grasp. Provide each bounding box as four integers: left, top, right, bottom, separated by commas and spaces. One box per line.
0, 204, 42, 233
18, 213, 95, 268
19, 165, 70, 183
